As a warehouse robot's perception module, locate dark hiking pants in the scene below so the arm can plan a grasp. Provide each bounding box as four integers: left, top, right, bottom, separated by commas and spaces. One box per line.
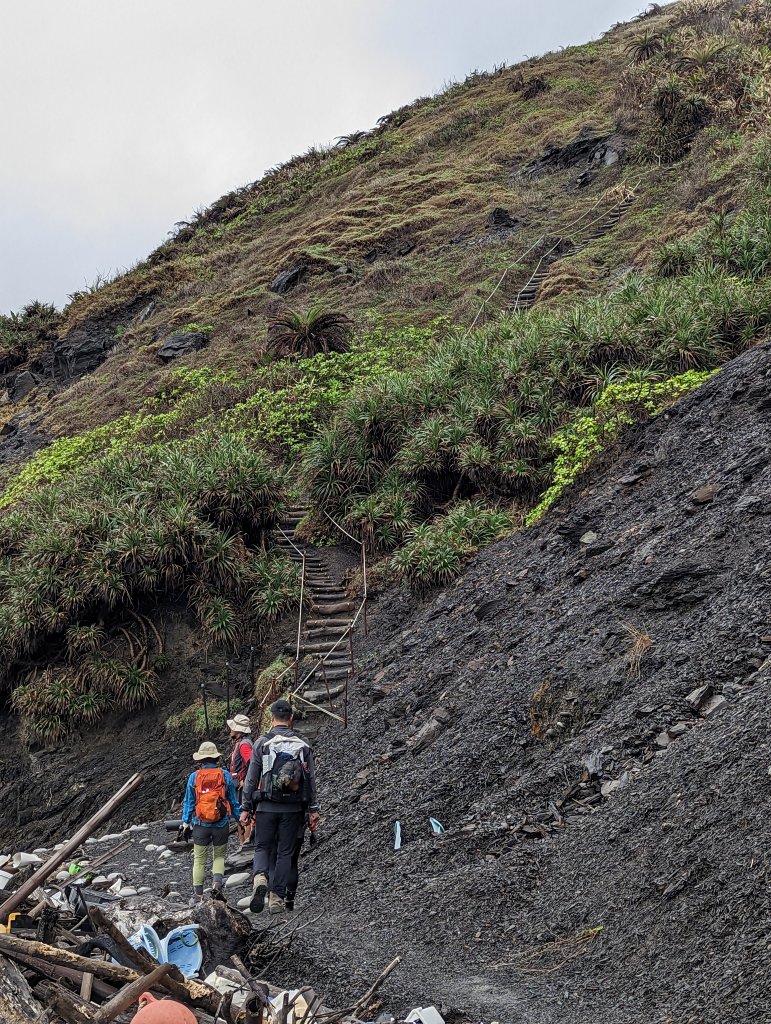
252, 811, 302, 898
269, 815, 305, 899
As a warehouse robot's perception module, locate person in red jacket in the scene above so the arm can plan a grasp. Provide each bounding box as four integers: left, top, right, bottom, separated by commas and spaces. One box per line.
227, 713, 254, 790
228, 714, 254, 847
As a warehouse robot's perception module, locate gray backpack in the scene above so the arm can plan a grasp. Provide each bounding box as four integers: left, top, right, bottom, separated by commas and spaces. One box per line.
260, 734, 309, 802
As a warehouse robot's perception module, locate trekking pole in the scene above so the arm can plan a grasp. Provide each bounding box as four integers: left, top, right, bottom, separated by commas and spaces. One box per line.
200, 683, 210, 733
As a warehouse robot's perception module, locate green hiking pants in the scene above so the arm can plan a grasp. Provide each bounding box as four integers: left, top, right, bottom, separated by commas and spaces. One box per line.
192, 822, 228, 894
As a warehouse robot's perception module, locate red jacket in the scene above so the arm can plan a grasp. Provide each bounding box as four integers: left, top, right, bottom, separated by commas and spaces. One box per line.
230, 736, 253, 785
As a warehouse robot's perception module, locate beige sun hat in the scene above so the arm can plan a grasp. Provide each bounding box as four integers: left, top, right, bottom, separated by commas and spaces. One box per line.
226, 713, 252, 734
193, 741, 221, 761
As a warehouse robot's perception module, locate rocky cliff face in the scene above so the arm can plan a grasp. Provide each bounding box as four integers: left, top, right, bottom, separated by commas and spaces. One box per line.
278, 342, 771, 1022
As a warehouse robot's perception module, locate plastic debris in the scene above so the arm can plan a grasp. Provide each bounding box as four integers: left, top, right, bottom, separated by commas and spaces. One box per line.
405, 1007, 446, 1024
163, 924, 202, 978
428, 817, 445, 835
393, 821, 402, 850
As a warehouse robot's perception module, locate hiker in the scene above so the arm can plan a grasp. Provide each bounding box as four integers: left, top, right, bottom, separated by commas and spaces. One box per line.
228, 713, 255, 848
227, 713, 254, 791
240, 698, 320, 915
179, 741, 241, 900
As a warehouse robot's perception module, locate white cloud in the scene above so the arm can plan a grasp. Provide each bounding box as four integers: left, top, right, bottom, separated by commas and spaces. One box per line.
0, 0, 647, 312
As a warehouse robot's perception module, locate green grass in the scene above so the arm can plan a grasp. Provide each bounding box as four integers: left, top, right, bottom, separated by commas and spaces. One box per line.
0, 435, 298, 738
166, 696, 245, 738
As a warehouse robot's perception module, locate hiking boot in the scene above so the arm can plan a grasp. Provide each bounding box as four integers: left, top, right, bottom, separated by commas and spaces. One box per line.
285, 890, 295, 912
249, 873, 268, 913
268, 891, 286, 915
211, 887, 227, 903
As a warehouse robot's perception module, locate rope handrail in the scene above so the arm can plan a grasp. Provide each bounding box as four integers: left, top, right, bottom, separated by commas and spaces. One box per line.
462, 179, 640, 338
256, 509, 368, 726
278, 526, 307, 672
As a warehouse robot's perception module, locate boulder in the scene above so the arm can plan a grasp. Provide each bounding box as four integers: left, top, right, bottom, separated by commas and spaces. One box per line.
486, 207, 519, 230
10, 371, 39, 401
515, 128, 627, 180
157, 332, 209, 363
270, 265, 307, 294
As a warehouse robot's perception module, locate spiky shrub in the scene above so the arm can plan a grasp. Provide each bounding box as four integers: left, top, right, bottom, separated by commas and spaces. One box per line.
266, 307, 352, 359
0, 300, 61, 372
625, 31, 665, 64
0, 434, 298, 740
392, 501, 513, 592
304, 190, 771, 550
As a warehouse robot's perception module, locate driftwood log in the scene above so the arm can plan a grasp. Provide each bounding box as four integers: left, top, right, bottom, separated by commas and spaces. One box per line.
0, 933, 221, 1015
89, 905, 208, 1008
8, 949, 117, 1000
33, 981, 95, 1024
93, 963, 172, 1023
0, 954, 48, 1023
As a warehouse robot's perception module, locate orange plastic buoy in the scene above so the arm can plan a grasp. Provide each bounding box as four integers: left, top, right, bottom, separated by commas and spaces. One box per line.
133, 992, 198, 1023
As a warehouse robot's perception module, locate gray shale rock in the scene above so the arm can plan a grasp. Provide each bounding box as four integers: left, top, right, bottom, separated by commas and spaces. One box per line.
157, 331, 210, 362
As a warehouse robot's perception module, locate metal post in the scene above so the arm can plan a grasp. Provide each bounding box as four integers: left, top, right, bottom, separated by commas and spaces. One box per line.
296, 554, 305, 666
348, 627, 355, 674
361, 541, 369, 636
0, 773, 144, 923
200, 683, 210, 733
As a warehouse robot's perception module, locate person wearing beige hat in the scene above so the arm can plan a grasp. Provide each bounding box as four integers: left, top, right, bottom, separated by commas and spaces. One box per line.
227, 713, 255, 847
227, 714, 254, 791
180, 741, 241, 899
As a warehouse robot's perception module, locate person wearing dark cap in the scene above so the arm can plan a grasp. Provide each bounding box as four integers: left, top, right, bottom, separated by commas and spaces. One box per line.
240, 698, 320, 914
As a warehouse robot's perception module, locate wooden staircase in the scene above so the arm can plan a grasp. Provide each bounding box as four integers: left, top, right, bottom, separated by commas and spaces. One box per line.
275, 504, 359, 715
512, 194, 636, 311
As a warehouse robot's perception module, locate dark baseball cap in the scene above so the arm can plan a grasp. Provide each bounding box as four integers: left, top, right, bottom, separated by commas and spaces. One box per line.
270, 698, 293, 717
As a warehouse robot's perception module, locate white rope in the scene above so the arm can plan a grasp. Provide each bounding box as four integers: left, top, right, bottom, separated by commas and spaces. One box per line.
461, 179, 641, 339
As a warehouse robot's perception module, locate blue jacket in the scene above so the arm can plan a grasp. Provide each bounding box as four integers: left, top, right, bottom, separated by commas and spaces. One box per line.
182, 760, 241, 827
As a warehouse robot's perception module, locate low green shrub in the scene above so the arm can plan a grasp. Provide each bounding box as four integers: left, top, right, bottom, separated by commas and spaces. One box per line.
392, 500, 513, 591
166, 696, 245, 738
526, 369, 716, 524
1, 434, 298, 737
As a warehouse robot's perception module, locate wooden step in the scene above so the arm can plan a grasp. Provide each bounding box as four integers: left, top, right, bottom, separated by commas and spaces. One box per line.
305, 617, 353, 628
304, 682, 347, 703
312, 601, 355, 614
303, 618, 348, 634
288, 639, 347, 654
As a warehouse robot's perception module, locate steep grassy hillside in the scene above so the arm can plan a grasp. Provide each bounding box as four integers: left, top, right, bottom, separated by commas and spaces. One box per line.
2, 0, 771, 739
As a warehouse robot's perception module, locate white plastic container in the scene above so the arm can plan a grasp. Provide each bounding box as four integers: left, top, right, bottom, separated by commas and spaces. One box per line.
405, 1008, 445, 1024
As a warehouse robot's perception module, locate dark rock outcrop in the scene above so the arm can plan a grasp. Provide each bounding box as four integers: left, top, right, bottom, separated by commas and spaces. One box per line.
270, 264, 307, 293
0, 412, 49, 466
515, 128, 627, 180
156, 331, 210, 363
52, 297, 153, 380
10, 370, 40, 402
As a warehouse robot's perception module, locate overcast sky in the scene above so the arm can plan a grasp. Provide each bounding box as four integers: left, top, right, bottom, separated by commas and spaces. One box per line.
0, 0, 647, 314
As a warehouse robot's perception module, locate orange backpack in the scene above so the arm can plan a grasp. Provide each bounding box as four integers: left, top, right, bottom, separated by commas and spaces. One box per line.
194, 767, 230, 824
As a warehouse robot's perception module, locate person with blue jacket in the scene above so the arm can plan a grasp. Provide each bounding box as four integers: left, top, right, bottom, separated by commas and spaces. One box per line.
180, 741, 241, 900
